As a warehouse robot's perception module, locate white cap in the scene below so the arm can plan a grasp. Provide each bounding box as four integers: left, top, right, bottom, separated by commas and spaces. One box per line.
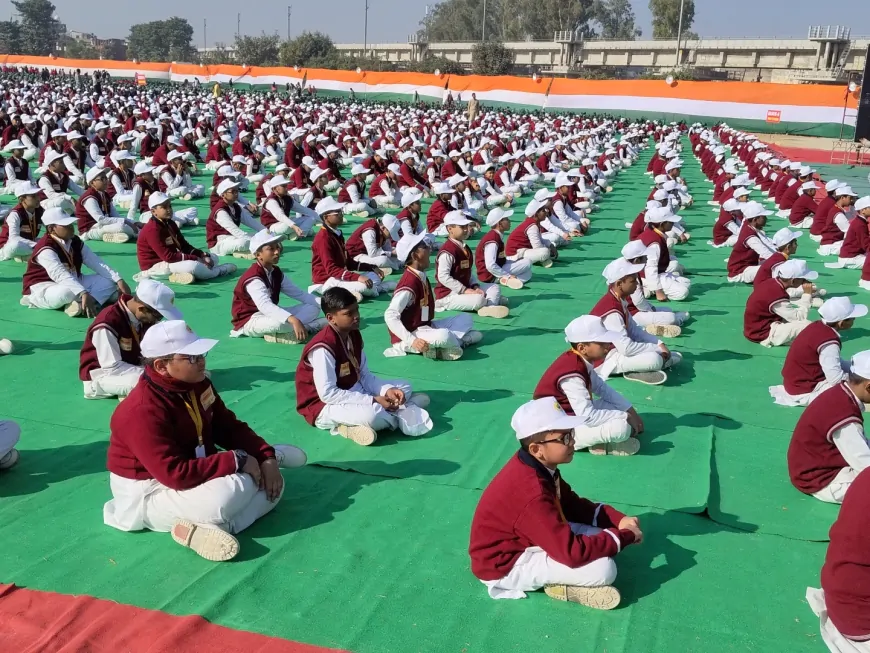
402, 188, 423, 208
216, 179, 241, 196
602, 258, 644, 284
14, 183, 40, 197
396, 231, 429, 262
41, 207, 77, 226
774, 258, 818, 281
167, 150, 184, 162
447, 173, 467, 187
135, 279, 183, 320
554, 173, 574, 187
147, 192, 171, 210
140, 320, 218, 359
564, 315, 619, 345
486, 207, 514, 227
722, 198, 741, 212
510, 397, 581, 441
249, 230, 285, 254
525, 199, 548, 217
134, 161, 154, 175
381, 214, 401, 241
825, 179, 843, 192
5, 139, 24, 150
432, 182, 455, 195
855, 197, 870, 211
741, 201, 772, 220
732, 188, 751, 199
351, 164, 370, 175
621, 241, 647, 260
444, 210, 472, 227
819, 297, 868, 324
645, 207, 681, 224
114, 149, 135, 161
315, 197, 346, 215
772, 228, 802, 248
269, 175, 289, 188
309, 167, 327, 182
387, 163, 401, 174
799, 165, 815, 177
85, 167, 108, 185
850, 351, 870, 379
801, 181, 817, 191
835, 185, 858, 198
43, 150, 65, 166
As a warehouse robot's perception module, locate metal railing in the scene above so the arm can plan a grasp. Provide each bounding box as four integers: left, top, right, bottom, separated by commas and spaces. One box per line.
808, 25, 851, 40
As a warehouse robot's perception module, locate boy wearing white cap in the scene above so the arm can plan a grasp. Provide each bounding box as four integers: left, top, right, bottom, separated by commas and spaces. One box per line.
591, 258, 682, 385
296, 287, 431, 446
369, 163, 403, 209
816, 186, 858, 253
310, 197, 393, 299
620, 241, 688, 336
260, 175, 318, 239
79, 279, 183, 399
637, 208, 691, 301
826, 196, 870, 269
475, 208, 533, 290
553, 174, 589, 234
75, 167, 140, 244
788, 349, 870, 504
0, 185, 42, 261
535, 188, 573, 248
469, 397, 642, 608
384, 232, 479, 360
3, 140, 32, 196
230, 231, 324, 344
397, 188, 431, 241
744, 259, 817, 347
505, 200, 556, 267
770, 297, 867, 407
206, 179, 265, 258
534, 315, 644, 455
136, 193, 236, 285
710, 198, 743, 248
298, 167, 330, 209
338, 164, 375, 217
160, 151, 206, 201
435, 211, 509, 318
726, 201, 776, 284
788, 181, 818, 228
21, 208, 129, 317
104, 320, 307, 562
38, 150, 84, 210
346, 214, 402, 274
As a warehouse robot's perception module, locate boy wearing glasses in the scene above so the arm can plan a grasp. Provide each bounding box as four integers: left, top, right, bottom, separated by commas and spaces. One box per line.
104, 320, 307, 562
79, 279, 183, 400
534, 315, 644, 456
469, 397, 643, 609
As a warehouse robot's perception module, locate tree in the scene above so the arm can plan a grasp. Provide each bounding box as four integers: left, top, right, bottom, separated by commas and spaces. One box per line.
472, 41, 513, 75
649, 0, 695, 39
278, 31, 335, 67
11, 0, 62, 55
63, 37, 99, 59
234, 33, 280, 67
0, 21, 22, 54
408, 55, 465, 75
199, 42, 236, 65
419, 0, 498, 42
591, 0, 641, 39
128, 17, 196, 62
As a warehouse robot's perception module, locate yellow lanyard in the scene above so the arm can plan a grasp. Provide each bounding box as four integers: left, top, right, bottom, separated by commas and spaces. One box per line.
182, 391, 204, 447
652, 227, 666, 239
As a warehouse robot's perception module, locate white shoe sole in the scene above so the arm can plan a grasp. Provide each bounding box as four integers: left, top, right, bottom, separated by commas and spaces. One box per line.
501, 277, 524, 290
102, 233, 131, 244
232, 252, 255, 260
64, 302, 83, 317
588, 438, 641, 456
478, 305, 509, 319
168, 272, 195, 285
624, 371, 667, 386
644, 324, 682, 338
171, 520, 239, 562
337, 424, 377, 446
544, 584, 621, 610
264, 333, 305, 345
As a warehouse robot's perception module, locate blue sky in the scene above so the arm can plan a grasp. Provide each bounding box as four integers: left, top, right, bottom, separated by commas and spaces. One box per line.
14, 0, 870, 47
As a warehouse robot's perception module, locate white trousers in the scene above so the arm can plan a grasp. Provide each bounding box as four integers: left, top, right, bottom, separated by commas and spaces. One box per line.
343, 201, 374, 216
268, 215, 316, 237
434, 283, 501, 312
818, 242, 843, 256
82, 221, 137, 241
482, 523, 617, 599
631, 308, 688, 327
598, 349, 680, 380
112, 192, 136, 209
501, 258, 533, 282
314, 379, 413, 433
130, 472, 283, 534
769, 378, 839, 407
383, 314, 474, 356
573, 401, 633, 450
708, 234, 737, 248
40, 194, 74, 210
0, 237, 33, 261
316, 272, 386, 298
231, 304, 322, 338
139, 208, 198, 227
372, 193, 401, 209
324, 179, 341, 192
210, 234, 250, 256
354, 252, 400, 270
812, 466, 857, 504
806, 588, 870, 653
508, 247, 551, 265
728, 266, 759, 284
760, 320, 811, 347
205, 160, 224, 171
834, 255, 866, 270
3, 179, 33, 196
23, 275, 116, 310
658, 272, 691, 301
0, 420, 21, 460
84, 368, 143, 399
140, 256, 227, 281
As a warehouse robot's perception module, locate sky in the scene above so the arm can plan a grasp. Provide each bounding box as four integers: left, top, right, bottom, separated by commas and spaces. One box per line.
9, 0, 870, 47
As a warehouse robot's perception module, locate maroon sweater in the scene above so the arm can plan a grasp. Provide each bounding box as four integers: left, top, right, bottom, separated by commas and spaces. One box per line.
295, 325, 364, 425
780, 321, 840, 396
389, 267, 434, 344
822, 467, 870, 640
310, 225, 376, 285
475, 230, 507, 283
533, 351, 592, 414
137, 216, 204, 271
75, 188, 112, 233
79, 295, 148, 381
106, 366, 275, 490
469, 450, 636, 581
231, 262, 282, 330
743, 278, 789, 343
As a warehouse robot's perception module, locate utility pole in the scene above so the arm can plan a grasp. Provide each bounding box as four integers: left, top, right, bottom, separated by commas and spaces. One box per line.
203, 18, 207, 51
674, 0, 685, 69
482, 0, 487, 42
363, 0, 369, 57
287, 6, 292, 40
237, 13, 241, 40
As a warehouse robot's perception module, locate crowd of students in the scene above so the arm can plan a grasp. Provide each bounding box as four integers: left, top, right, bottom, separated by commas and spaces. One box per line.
0, 74, 866, 652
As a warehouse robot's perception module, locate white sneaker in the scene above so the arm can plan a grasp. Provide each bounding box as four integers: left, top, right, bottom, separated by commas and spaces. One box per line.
102, 233, 131, 244
274, 444, 307, 468
264, 332, 305, 345
0, 448, 20, 470
541, 259, 554, 268
351, 291, 364, 303
168, 272, 195, 285
171, 520, 239, 562
645, 324, 682, 338
407, 393, 431, 409
232, 252, 255, 260
183, 193, 193, 202
544, 584, 621, 610
588, 438, 641, 456
64, 301, 83, 317
336, 424, 377, 446
500, 276, 524, 290
478, 305, 509, 319
624, 370, 667, 385
437, 346, 464, 361
379, 267, 394, 278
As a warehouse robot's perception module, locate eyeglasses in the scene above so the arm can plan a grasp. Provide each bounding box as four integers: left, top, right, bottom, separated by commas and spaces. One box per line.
172, 353, 208, 364
538, 430, 575, 446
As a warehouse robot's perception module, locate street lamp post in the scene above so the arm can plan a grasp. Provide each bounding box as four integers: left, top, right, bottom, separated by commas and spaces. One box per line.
364, 0, 369, 57
287, 6, 292, 40
482, 0, 487, 42
674, 0, 685, 68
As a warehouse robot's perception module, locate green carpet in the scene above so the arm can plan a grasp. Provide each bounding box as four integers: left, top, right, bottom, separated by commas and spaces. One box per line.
0, 142, 854, 651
